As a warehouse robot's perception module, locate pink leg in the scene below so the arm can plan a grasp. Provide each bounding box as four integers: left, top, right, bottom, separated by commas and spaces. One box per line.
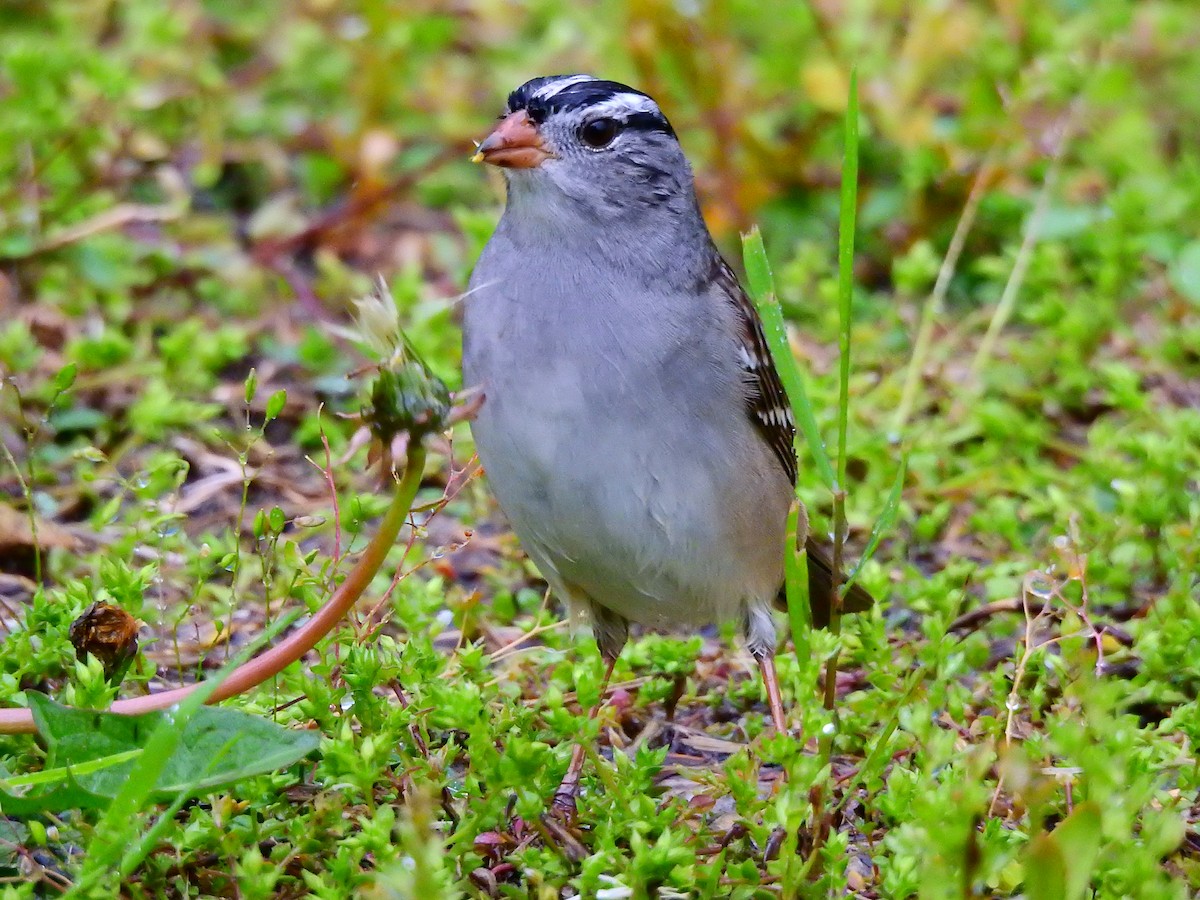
550, 656, 617, 820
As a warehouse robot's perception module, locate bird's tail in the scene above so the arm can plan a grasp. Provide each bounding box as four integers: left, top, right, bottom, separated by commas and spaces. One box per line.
773, 536, 875, 629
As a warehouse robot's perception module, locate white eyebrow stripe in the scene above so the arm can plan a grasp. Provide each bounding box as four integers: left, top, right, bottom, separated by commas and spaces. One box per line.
533, 75, 596, 99
583, 94, 660, 118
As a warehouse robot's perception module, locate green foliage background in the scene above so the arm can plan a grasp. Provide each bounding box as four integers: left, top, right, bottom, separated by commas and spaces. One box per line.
0, 0, 1198, 897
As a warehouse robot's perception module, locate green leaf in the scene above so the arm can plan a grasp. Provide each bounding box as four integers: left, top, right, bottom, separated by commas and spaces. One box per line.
0, 694, 318, 816
265, 388, 287, 420
1024, 832, 1069, 900
844, 455, 906, 596
50, 362, 77, 397
37, 693, 319, 796
1054, 801, 1102, 900
742, 230, 774, 302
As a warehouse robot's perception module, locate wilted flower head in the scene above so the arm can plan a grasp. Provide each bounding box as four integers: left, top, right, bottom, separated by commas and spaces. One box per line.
351, 276, 404, 363
348, 277, 451, 476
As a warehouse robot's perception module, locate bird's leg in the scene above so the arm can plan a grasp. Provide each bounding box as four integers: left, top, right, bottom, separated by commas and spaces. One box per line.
549, 653, 617, 821
745, 603, 789, 732
754, 649, 789, 733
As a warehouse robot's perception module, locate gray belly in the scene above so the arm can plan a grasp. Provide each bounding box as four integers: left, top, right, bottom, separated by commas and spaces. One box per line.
465, 351, 787, 628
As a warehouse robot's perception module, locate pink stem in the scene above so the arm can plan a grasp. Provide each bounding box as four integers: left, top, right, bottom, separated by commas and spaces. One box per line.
0, 446, 427, 736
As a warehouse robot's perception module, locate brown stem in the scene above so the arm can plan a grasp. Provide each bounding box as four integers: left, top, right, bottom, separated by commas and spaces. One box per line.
0, 445, 428, 736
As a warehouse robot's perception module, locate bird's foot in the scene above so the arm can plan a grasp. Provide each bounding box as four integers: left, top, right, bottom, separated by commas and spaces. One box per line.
546, 741, 587, 826
537, 777, 588, 860
547, 770, 581, 825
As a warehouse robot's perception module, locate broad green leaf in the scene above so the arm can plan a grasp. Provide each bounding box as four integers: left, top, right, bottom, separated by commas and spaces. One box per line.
0, 694, 318, 816
32, 693, 320, 796
1024, 832, 1068, 900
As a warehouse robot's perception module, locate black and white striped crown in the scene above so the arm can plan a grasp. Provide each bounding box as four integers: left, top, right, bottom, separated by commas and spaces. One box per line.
504, 74, 675, 137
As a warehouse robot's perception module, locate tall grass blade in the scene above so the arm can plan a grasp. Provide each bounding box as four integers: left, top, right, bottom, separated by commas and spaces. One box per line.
844, 455, 906, 596
835, 68, 860, 497
743, 227, 836, 489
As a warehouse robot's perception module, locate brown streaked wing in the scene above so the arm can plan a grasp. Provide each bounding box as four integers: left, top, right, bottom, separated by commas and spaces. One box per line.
712, 257, 798, 486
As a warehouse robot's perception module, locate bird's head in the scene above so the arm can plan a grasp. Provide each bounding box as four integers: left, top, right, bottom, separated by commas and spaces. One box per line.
473, 74, 697, 223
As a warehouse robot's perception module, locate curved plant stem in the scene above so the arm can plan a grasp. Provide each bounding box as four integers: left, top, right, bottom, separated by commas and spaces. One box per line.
969, 100, 1081, 385
0, 445, 428, 736
892, 150, 995, 432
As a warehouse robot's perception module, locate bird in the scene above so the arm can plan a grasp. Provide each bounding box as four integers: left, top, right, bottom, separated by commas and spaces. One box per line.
462, 74, 873, 813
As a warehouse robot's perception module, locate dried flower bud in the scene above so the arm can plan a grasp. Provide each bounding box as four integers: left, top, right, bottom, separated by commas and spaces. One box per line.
350, 277, 451, 455
351, 277, 403, 362
364, 358, 450, 447
69, 602, 140, 683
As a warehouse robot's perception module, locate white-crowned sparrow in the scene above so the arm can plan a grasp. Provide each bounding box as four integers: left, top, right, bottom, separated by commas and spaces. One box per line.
463, 74, 872, 808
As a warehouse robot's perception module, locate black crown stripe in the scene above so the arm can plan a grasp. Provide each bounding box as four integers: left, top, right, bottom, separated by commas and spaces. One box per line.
505, 76, 675, 137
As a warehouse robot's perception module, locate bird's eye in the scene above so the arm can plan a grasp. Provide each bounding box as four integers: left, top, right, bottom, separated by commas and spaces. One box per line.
580, 117, 622, 149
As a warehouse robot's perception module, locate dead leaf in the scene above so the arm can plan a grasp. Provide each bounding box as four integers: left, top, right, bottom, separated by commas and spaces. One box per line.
0, 503, 79, 552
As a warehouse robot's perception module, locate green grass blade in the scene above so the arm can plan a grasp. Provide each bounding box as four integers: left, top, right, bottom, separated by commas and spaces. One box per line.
835, 68, 860, 494
784, 506, 811, 653
844, 455, 906, 596
742, 227, 836, 488
0, 749, 142, 789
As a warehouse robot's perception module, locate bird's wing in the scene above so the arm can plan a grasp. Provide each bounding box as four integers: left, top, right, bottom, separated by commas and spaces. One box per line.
713, 257, 876, 624
712, 257, 798, 485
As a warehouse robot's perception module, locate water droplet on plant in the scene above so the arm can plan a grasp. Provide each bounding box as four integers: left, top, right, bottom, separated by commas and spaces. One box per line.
1026, 575, 1055, 600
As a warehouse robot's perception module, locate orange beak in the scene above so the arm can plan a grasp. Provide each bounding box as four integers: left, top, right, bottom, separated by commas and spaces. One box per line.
471, 110, 552, 169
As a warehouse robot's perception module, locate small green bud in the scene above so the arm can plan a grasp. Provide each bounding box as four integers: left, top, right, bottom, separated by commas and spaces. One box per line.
51, 363, 77, 396
265, 389, 287, 421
